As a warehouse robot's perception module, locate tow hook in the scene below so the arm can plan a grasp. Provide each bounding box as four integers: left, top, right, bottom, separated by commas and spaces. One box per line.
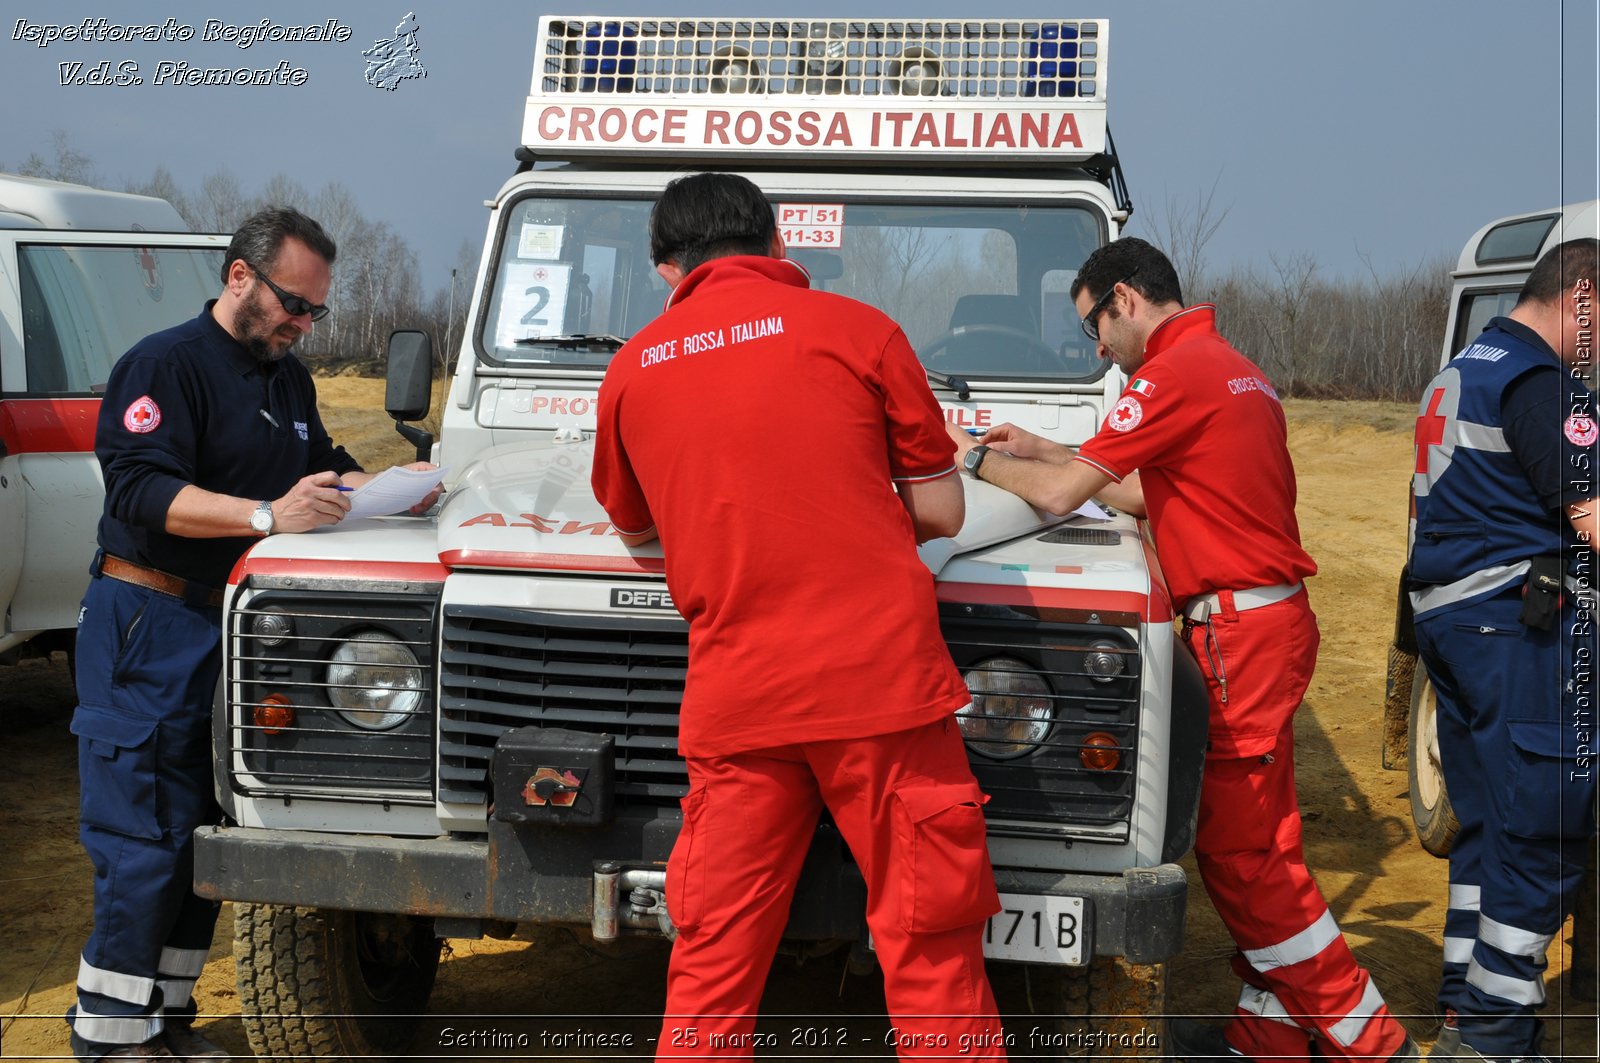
593, 861, 676, 942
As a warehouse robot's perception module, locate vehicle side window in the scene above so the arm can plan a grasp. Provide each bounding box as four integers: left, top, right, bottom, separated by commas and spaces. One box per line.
1451, 288, 1519, 355
17, 245, 222, 395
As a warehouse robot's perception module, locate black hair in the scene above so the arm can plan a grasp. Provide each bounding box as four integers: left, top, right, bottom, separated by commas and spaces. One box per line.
649, 172, 776, 274
221, 206, 338, 284
1069, 236, 1184, 308
1517, 237, 1599, 308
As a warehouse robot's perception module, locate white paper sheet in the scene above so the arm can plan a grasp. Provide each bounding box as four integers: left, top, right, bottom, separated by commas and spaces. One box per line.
345, 465, 448, 518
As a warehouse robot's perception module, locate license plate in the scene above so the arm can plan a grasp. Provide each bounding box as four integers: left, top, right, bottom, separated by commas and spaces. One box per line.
982, 892, 1087, 964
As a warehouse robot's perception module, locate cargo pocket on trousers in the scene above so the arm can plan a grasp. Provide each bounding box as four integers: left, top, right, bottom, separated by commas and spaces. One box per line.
1504, 718, 1596, 841
665, 784, 709, 934
892, 779, 1001, 934
70, 705, 163, 840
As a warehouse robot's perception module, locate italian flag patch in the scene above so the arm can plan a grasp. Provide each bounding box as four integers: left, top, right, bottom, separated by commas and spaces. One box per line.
1129, 377, 1156, 397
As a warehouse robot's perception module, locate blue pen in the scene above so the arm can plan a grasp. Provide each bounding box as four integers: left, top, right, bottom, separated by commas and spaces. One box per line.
333, 485, 355, 492
965, 428, 985, 436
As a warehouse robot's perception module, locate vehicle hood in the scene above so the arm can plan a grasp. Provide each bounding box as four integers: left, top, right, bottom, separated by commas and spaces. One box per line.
434, 437, 1066, 576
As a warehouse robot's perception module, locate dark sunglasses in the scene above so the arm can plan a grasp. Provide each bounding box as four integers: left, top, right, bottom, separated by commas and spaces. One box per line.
1080, 273, 1135, 341
248, 263, 330, 321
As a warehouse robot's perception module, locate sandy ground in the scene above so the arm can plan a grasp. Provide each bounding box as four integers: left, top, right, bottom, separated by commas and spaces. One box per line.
2, 395, 1596, 1061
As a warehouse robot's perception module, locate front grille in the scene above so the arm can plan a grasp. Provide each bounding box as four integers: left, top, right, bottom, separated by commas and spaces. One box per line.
439, 601, 1141, 844
228, 592, 437, 803
439, 605, 690, 808
942, 618, 1141, 842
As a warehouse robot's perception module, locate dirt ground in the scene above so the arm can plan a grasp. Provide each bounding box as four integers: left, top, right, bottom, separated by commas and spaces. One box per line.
3, 395, 1596, 1061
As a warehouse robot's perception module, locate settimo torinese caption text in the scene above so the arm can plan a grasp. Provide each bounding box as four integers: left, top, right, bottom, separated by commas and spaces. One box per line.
12, 17, 352, 87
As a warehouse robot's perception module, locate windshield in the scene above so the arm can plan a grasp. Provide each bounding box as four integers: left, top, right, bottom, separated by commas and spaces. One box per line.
480, 194, 1107, 381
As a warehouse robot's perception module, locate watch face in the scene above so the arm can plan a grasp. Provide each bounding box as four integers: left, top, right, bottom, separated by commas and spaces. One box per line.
250, 505, 272, 533
964, 446, 985, 472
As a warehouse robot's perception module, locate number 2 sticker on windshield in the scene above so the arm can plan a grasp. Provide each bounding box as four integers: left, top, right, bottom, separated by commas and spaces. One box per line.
495, 262, 572, 350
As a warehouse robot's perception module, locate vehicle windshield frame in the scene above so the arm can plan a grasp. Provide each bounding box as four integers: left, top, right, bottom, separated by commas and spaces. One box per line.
475, 189, 1110, 385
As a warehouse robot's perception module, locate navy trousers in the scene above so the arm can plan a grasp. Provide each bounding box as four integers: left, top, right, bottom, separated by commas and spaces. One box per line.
1416, 588, 1596, 1057
67, 575, 223, 1054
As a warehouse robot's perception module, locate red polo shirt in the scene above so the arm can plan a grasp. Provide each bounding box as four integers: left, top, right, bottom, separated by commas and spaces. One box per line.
593, 256, 969, 757
1075, 305, 1316, 607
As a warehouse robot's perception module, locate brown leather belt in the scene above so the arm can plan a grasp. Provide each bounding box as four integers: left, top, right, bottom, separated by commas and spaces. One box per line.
100, 555, 226, 609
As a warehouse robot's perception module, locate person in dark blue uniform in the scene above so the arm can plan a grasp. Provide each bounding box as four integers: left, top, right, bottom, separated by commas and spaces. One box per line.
1409, 238, 1599, 1062
66, 207, 439, 1062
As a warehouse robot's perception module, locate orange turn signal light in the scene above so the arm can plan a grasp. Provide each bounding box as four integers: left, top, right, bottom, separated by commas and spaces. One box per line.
254, 694, 296, 736
1079, 731, 1121, 771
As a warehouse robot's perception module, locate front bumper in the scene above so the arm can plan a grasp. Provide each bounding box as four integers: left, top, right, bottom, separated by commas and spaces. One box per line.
193, 820, 1187, 963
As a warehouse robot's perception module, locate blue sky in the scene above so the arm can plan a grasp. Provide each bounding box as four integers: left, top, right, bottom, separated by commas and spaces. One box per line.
2, 1, 1595, 290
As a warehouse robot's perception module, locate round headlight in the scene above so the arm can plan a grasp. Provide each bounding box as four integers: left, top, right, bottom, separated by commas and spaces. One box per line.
1084, 640, 1127, 683
326, 631, 422, 731
958, 656, 1054, 759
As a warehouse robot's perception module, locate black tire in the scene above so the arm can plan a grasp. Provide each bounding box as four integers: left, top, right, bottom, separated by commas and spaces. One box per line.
234, 903, 442, 1063
1407, 668, 1459, 857
993, 958, 1167, 1058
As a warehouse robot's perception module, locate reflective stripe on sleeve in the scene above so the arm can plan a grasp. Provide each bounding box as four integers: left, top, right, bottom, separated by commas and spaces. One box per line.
1448, 883, 1482, 911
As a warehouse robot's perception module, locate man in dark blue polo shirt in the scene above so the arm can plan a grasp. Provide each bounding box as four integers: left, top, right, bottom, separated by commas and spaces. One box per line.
66, 207, 437, 1063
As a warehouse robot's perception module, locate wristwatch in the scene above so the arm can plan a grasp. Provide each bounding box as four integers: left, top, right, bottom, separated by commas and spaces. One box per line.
962, 444, 991, 479
249, 499, 274, 536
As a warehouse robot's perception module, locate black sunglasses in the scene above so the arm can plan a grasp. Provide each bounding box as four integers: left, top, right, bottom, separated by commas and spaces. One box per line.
248, 263, 330, 321
1080, 273, 1135, 342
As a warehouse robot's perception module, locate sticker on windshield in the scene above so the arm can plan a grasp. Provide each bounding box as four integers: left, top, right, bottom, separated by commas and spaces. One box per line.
776, 203, 843, 248
517, 223, 565, 260
495, 262, 572, 350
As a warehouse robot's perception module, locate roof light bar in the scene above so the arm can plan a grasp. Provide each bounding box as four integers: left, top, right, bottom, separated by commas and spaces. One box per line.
537, 17, 1103, 99
524, 15, 1111, 163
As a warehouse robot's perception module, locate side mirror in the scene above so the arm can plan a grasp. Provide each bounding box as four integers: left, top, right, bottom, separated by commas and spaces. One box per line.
384, 329, 432, 421
384, 329, 435, 463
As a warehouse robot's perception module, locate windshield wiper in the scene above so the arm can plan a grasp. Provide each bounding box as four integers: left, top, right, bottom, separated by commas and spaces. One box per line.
514, 334, 627, 350
925, 368, 971, 401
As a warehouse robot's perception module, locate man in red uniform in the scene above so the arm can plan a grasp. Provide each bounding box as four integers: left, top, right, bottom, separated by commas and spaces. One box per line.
947, 237, 1418, 1062
592, 172, 1005, 1059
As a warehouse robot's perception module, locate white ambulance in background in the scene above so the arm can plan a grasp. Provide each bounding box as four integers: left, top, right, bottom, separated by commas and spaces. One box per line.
194, 17, 1208, 1060
0, 174, 227, 663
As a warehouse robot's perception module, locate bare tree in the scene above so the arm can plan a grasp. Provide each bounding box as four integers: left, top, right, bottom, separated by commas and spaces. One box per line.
191, 171, 248, 233
16, 130, 96, 185
1138, 175, 1231, 303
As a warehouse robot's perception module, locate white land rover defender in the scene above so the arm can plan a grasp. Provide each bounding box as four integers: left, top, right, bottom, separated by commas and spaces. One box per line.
192, 17, 1207, 1059
0, 175, 227, 664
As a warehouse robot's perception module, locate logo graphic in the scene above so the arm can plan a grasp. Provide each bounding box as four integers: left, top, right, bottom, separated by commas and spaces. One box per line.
124, 396, 162, 434
135, 248, 163, 302
364, 13, 426, 91
293, 420, 310, 440
1566, 414, 1598, 447
1129, 377, 1156, 397
1109, 396, 1143, 432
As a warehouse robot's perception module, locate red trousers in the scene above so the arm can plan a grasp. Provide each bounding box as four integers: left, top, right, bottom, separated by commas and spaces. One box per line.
657, 717, 1005, 1059
1186, 590, 1408, 1060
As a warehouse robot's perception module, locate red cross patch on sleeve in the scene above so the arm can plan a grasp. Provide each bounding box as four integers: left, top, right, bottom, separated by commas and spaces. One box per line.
123, 395, 162, 434
1109, 395, 1144, 432
1566, 414, 1598, 447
